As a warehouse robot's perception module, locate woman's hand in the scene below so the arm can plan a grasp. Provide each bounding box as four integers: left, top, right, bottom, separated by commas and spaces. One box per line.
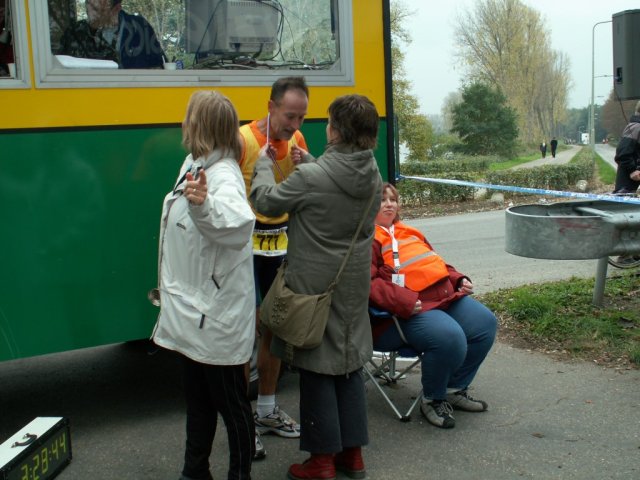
291, 144, 308, 165
185, 170, 207, 206
458, 278, 474, 295
259, 143, 276, 161
630, 170, 640, 182
412, 300, 422, 315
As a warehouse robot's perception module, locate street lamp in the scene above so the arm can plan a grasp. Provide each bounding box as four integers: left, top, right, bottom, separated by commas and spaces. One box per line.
590, 20, 612, 150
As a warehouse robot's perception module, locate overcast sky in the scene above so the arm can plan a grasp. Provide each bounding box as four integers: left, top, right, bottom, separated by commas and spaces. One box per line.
402, 0, 639, 116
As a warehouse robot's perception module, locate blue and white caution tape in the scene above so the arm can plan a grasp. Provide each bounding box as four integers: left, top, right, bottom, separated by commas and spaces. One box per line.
399, 175, 640, 205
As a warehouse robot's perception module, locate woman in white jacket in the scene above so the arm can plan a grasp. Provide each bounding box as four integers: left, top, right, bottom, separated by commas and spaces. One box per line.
152, 90, 256, 480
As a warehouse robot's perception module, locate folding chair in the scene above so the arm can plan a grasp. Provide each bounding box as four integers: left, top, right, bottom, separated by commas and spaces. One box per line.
363, 307, 423, 422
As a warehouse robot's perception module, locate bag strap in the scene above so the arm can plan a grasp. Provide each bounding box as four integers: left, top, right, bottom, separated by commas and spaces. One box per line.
328, 187, 377, 291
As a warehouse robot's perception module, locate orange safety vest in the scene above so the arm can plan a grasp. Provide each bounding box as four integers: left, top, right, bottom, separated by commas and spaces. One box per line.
374, 223, 449, 292
239, 120, 307, 225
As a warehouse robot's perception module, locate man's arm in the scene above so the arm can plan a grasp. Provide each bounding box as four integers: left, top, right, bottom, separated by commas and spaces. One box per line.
615, 122, 640, 171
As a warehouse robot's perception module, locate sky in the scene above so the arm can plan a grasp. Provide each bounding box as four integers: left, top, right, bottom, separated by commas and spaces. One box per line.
402, 0, 640, 116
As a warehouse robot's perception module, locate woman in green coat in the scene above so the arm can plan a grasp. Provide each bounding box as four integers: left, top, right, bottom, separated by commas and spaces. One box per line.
250, 94, 382, 480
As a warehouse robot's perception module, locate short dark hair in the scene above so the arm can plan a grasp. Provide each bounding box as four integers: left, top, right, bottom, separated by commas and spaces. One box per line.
270, 76, 309, 103
328, 94, 379, 150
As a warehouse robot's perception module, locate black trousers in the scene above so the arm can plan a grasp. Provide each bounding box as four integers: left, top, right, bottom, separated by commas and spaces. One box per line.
181, 356, 254, 480
614, 164, 640, 194
298, 368, 369, 454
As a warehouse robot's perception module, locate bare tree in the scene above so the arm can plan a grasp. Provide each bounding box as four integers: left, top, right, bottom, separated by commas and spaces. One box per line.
454, 0, 570, 144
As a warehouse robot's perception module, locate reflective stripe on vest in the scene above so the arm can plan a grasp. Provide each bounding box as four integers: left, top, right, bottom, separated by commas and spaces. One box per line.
375, 223, 449, 292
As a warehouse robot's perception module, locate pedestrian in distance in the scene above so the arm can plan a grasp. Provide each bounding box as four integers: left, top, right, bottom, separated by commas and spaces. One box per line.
151, 90, 256, 480
550, 137, 558, 158
539, 141, 547, 158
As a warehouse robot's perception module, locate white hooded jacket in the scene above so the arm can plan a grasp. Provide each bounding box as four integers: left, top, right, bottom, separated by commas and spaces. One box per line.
152, 149, 256, 365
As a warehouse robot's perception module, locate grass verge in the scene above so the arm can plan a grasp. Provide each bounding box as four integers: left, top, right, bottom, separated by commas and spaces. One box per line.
478, 270, 640, 369
489, 152, 540, 171
594, 152, 616, 184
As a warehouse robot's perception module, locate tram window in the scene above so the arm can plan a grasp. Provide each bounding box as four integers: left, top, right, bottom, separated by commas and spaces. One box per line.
0, 0, 12, 77
0, 0, 29, 86
34, 0, 352, 87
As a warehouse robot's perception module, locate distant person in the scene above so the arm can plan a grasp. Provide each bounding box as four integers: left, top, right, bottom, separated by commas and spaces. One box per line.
550, 137, 558, 158
58, 0, 165, 68
152, 90, 256, 480
539, 141, 547, 158
613, 100, 640, 195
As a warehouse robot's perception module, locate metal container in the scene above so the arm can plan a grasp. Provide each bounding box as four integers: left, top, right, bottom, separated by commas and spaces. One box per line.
505, 200, 640, 260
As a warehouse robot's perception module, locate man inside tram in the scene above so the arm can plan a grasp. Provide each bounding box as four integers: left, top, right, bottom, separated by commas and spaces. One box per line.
57, 0, 165, 69
0, 0, 14, 77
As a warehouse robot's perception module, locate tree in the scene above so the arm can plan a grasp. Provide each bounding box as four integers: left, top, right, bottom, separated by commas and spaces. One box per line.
390, 1, 433, 161
441, 91, 462, 134
601, 89, 637, 141
450, 81, 518, 156
454, 0, 570, 144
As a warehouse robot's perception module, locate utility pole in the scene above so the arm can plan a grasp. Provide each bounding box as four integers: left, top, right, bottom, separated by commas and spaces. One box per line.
590, 20, 612, 150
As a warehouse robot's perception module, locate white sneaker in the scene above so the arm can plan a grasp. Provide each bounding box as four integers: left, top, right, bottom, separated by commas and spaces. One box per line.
254, 406, 301, 438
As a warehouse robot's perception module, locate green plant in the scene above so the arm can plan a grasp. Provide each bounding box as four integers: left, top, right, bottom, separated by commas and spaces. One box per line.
480, 272, 640, 367
594, 153, 616, 185
489, 152, 540, 171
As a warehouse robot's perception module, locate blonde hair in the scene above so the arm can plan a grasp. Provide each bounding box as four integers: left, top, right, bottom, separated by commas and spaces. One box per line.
182, 90, 241, 161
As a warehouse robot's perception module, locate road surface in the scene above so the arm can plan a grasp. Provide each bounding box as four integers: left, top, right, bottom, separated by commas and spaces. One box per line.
1, 211, 636, 480
406, 210, 599, 295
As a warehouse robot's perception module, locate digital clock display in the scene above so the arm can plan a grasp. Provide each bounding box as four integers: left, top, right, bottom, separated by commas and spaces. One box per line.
1, 418, 72, 480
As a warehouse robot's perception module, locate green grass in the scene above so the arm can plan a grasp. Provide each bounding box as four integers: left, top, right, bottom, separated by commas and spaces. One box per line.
489, 152, 540, 171
594, 153, 616, 184
479, 271, 640, 366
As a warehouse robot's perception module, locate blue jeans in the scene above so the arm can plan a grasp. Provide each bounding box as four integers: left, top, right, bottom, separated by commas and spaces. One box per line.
373, 296, 497, 400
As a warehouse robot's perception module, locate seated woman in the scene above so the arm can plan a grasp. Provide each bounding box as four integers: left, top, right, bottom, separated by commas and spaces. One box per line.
369, 182, 497, 429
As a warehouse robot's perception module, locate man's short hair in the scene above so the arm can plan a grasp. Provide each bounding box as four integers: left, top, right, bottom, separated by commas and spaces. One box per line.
328, 94, 379, 150
270, 76, 309, 103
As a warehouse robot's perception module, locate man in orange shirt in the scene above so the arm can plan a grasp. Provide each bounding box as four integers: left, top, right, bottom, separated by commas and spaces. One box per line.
239, 76, 309, 460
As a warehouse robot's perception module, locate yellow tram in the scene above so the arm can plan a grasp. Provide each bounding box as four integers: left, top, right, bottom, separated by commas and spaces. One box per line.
0, 0, 394, 361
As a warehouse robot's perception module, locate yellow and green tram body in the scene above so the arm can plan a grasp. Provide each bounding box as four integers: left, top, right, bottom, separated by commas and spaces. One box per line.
0, 0, 395, 361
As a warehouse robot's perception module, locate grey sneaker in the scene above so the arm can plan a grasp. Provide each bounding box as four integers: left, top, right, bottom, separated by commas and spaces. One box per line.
254, 431, 266, 460
254, 406, 301, 438
446, 389, 488, 412
420, 399, 455, 428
